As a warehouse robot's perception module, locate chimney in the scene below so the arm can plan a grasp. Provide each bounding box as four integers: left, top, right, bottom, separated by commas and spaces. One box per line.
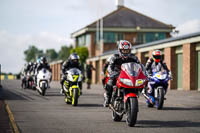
116, 0, 124, 9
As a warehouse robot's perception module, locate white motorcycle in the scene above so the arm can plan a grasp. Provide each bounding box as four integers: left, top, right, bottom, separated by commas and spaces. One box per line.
36, 68, 52, 96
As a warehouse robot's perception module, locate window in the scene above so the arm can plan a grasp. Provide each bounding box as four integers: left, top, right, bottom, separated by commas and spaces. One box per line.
77, 35, 85, 46
103, 32, 115, 43
136, 33, 145, 44
115, 33, 124, 42
95, 32, 124, 43
85, 34, 91, 46
136, 32, 167, 44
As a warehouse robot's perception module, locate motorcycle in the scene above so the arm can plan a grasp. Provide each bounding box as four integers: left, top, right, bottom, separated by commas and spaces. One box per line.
21, 74, 27, 89
143, 71, 170, 110
109, 62, 147, 127
26, 71, 35, 89
36, 68, 51, 96
63, 68, 82, 106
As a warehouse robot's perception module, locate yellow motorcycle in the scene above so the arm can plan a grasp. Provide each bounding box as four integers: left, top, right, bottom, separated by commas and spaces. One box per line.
63, 68, 82, 106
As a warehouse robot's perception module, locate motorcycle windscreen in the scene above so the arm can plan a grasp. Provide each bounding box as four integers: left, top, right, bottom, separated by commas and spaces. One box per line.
121, 63, 141, 77
66, 68, 81, 75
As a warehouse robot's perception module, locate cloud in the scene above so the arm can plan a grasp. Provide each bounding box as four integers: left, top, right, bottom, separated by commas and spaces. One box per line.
175, 19, 200, 36
0, 30, 73, 73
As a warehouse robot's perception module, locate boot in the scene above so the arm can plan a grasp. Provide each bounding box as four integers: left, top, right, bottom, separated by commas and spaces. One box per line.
103, 92, 111, 107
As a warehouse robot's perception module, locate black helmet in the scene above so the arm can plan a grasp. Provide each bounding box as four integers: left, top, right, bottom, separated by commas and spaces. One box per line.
118, 40, 132, 59
40, 57, 47, 64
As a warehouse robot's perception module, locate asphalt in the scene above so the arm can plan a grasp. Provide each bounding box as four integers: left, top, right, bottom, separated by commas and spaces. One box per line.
1, 80, 200, 133
0, 85, 13, 133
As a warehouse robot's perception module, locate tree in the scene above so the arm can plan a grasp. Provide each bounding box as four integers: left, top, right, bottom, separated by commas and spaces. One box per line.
46, 49, 58, 62
58, 46, 73, 61
70, 46, 88, 63
24, 45, 43, 62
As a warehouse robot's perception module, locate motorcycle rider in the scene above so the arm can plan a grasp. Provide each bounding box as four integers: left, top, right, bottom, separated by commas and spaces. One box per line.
25, 62, 34, 74
104, 40, 141, 107
60, 53, 83, 94
145, 50, 172, 96
21, 63, 28, 88
35, 57, 52, 85
36, 57, 52, 73
23, 62, 34, 88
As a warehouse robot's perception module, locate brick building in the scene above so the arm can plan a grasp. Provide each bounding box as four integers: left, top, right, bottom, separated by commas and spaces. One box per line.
50, 3, 200, 91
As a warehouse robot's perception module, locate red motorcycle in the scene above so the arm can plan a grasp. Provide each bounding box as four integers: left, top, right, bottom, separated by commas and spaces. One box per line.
109, 62, 147, 127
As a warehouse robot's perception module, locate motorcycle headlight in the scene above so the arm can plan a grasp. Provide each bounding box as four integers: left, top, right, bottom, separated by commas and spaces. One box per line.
120, 78, 133, 86
67, 74, 74, 81
135, 79, 145, 86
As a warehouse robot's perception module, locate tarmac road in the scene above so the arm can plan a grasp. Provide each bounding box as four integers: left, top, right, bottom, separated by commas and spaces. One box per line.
1, 80, 200, 133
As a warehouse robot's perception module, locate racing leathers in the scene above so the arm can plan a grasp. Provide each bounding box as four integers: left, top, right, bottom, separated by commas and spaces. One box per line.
104, 53, 141, 106
60, 60, 83, 93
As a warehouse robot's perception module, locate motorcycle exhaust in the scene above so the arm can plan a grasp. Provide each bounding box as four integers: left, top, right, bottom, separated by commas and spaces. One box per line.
109, 104, 124, 116
142, 92, 154, 104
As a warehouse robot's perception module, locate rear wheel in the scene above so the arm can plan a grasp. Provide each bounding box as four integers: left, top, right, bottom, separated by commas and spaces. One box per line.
72, 88, 79, 106
126, 98, 138, 127
156, 87, 164, 110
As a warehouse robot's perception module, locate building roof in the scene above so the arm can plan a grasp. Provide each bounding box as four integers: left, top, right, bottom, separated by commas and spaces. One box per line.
71, 6, 174, 37
88, 7, 173, 29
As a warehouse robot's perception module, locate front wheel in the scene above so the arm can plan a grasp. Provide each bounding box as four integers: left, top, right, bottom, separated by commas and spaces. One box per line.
126, 98, 138, 127
41, 83, 47, 96
156, 87, 164, 110
72, 88, 79, 106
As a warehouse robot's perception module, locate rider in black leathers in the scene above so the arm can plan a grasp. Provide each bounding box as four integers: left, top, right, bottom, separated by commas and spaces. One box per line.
104, 40, 141, 107
36, 57, 51, 73
60, 53, 83, 94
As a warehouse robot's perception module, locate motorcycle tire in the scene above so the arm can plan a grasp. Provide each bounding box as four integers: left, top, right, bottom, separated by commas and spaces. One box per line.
72, 88, 79, 106
41, 83, 46, 96
156, 87, 164, 110
126, 97, 138, 127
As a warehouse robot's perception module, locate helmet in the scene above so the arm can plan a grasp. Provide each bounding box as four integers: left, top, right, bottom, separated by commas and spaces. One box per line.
152, 50, 161, 63
69, 53, 79, 63
118, 40, 132, 59
40, 57, 47, 64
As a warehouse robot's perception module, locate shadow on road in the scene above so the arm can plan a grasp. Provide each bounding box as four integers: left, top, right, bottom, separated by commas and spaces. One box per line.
0, 87, 28, 100
78, 103, 103, 108
137, 120, 200, 128
163, 106, 200, 111
45, 92, 63, 97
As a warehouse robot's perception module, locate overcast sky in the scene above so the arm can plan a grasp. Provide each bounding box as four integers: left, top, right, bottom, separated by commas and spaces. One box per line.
0, 0, 200, 73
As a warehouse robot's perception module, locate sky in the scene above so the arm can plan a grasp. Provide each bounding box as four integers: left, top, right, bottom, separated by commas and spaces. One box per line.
0, 0, 200, 73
